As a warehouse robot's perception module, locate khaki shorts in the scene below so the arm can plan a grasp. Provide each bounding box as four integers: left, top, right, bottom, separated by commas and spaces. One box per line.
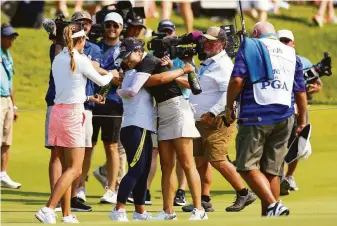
235, 116, 294, 176
1, 97, 14, 146
193, 115, 235, 161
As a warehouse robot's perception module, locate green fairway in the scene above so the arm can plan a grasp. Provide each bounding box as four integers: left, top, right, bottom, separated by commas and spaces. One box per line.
1, 105, 337, 225
1, 1, 337, 225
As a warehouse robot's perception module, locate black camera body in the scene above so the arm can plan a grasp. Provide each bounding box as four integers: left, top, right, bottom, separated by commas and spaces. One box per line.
147, 24, 239, 61
54, 15, 71, 44
88, 1, 145, 42
304, 52, 332, 84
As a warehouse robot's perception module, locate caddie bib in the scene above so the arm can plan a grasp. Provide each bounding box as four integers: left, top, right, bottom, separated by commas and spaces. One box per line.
253, 38, 296, 107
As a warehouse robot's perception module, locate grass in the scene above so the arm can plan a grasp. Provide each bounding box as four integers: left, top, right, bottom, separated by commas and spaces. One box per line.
1, 1, 337, 225
1, 104, 337, 225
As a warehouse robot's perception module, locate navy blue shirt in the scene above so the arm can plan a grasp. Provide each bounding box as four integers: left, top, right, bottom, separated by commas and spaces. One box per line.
231, 46, 306, 126
95, 40, 122, 104
45, 41, 102, 109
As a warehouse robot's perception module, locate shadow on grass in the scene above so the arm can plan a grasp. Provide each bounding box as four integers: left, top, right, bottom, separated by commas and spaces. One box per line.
1, 189, 50, 197
269, 14, 314, 27
1, 198, 46, 206
155, 189, 236, 197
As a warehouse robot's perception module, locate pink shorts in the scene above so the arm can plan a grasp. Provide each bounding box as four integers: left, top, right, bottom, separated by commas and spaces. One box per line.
48, 104, 85, 148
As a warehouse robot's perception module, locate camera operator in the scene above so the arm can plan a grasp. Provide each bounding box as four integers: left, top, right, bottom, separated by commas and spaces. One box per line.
125, 11, 146, 38
91, 12, 124, 204
114, 37, 207, 220
277, 29, 323, 195
35, 23, 117, 224
183, 27, 256, 213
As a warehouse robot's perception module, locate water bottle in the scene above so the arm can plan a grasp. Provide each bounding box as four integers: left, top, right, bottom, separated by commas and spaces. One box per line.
188, 71, 202, 95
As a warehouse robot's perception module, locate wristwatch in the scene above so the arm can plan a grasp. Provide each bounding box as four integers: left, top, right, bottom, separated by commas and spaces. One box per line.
208, 112, 216, 118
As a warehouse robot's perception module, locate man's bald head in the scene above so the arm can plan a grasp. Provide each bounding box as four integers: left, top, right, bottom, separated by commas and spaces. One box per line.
252, 22, 276, 38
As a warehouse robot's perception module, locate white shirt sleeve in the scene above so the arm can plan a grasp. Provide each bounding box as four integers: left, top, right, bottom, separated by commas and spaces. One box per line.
209, 91, 226, 116
80, 56, 113, 87
117, 72, 151, 98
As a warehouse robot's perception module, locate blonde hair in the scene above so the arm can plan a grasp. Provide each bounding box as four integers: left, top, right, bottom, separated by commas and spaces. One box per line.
63, 24, 85, 73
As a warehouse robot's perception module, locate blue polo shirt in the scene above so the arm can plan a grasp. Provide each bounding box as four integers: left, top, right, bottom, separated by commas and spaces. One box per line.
0, 48, 14, 97
83, 41, 102, 110
231, 46, 306, 126
45, 41, 102, 109
95, 40, 122, 104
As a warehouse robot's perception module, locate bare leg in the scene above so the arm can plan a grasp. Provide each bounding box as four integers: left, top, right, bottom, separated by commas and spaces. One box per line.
179, 2, 194, 33
286, 160, 298, 177
74, 0, 83, 12
147, 148, 158, 189
58, 149, 71, 217
46, 147, 85, 210
317, 0, 329, 16
161, 1, 173, 20
78, 147, 94, 188
158, 140, 176, 214
1, 145, 10, 172
176, 160, 186, 190
195, 157, 211, 196
104, 142, 119, 192
49, 147, 62, 192
239, 170, 276, 215
257, 9, 267, 22
173, 138, 201, 210
210, 160, 245, 191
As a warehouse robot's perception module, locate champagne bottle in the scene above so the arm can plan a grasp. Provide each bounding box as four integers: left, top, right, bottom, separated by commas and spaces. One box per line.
188, 71, 202, 95
96, 83, 112, 103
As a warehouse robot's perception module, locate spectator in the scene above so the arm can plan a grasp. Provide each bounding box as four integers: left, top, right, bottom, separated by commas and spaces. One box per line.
240, 0, 270, 22
313, 0, 337, 27
0, 23, 20, 189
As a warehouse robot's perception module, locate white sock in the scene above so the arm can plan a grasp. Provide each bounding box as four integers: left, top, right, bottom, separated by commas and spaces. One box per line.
0, 171, 7, 178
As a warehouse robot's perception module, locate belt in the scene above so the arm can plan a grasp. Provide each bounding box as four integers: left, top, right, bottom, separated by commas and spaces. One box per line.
1, 96, 10, 98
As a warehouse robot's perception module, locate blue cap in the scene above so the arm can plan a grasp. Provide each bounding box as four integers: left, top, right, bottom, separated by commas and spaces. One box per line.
1, 23, 19, 37
116, 37, 144, 60
157, 19, 176, 32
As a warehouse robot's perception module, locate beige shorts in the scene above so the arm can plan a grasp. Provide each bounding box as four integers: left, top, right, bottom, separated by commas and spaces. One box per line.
235, 116, 294, 176
194, 116, 235, 161
1, 97, 14, 146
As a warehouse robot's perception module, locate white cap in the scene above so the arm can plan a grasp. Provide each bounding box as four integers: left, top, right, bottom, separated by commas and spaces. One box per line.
104, 12, 124, 26
277, 29, 294, 41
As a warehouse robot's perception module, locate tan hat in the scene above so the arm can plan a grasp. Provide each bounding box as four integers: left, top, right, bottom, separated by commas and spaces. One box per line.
202, 26, 227, 41
71, 11, 92, 23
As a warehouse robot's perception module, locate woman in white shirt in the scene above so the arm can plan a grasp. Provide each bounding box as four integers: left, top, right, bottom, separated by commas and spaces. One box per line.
35, 24, 116, 224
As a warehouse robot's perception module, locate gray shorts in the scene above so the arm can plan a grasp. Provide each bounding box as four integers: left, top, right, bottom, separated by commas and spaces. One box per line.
235, 116, 294, 176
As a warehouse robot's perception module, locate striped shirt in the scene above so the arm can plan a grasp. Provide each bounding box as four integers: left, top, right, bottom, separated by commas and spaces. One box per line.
231, 46, 306, 125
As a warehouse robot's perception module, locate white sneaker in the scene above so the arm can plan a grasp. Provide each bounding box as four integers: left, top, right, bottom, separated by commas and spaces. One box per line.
152, 210, 177, 220
76, 186, 87, 202
109, 208, 129, 222
55, 203, 62, 212
266, 201, 290, 217
62, 214, 79, 223
93, 167, 108, 188
35, 207, 57, 224
286, 176, 299, 191
0, 174, 21, 189
133, 211, 152, 221
189, 208, 208, 220
100, 187, 117, 204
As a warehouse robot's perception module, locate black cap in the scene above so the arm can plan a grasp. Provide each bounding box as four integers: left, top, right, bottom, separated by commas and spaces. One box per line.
1, 23, 18, 37
126, 11, 146, 29
116, 37, 144, 60
157, 19, 176, 32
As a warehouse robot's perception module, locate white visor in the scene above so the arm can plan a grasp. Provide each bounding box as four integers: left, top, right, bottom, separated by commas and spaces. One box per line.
71, 30, 86, 38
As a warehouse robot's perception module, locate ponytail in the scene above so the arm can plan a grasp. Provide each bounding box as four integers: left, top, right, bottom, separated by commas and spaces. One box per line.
63, 25, 76, 73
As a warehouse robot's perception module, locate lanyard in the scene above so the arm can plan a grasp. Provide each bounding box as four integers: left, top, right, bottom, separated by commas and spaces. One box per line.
199, 60, 215, 77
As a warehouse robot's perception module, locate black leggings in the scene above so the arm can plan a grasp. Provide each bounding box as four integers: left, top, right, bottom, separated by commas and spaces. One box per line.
117, 126, 152, 205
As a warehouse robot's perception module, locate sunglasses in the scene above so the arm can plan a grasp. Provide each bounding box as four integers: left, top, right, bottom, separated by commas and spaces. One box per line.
280, 38, 292, 44
104, 22, 120, 29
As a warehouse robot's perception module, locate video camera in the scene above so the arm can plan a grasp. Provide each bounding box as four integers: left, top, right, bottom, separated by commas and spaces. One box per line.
147, 24, 239, 61
88, 1, 145, 42
304, 52, 332, 84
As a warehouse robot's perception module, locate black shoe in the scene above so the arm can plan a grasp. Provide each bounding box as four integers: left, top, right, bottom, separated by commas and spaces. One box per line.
182, 200, 214, 212
225, 191, 256, 212
174, 189, 186, 206
71, 197, 92, 212
145, 189, 152, 205
127, 192, 134, 203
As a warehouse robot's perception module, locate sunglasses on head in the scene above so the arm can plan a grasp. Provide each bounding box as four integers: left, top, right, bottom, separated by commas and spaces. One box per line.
280, 38, 292, 44
104, 22, 120, 29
